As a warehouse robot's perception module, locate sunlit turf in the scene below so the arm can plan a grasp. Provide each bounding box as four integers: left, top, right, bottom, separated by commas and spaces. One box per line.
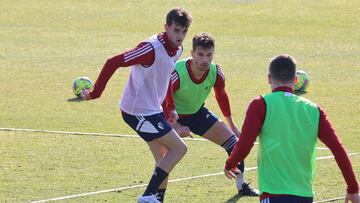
1, 0, 359, 202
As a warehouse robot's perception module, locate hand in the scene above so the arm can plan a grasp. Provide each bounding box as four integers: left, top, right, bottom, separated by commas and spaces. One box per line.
224, 168, 241, 180
80, 89, 92, 100
177, 125, 192, 138
167, 110, 179, 124
171, 122, 192, 138
345, 193, 360, 203
224, 117, 240, 137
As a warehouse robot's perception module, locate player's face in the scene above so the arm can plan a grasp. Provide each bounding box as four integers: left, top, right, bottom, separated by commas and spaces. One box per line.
191, 47, 214, 71
165, 23, 189, 47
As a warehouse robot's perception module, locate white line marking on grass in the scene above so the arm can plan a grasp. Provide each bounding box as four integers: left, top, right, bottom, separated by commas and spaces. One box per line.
317, 153, 357, 160
314, 194, 360, 202
314, 196, 345, 203
30, 154, 356, 203
317, 147, 330, 150
0, 127, 330, 150
31, 167, 258, 203
0, 127, 205, 141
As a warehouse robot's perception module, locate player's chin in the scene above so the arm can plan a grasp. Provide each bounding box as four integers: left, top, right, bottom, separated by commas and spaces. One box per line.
175, 40, 183, 46
200, 66, 209, 71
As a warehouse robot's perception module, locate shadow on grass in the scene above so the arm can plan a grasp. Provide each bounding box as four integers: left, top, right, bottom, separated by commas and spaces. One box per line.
224, 194, 242, 203
67, 97, 84, 102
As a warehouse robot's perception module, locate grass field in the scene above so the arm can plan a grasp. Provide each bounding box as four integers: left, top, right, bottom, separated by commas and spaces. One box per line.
1, 0, 359, 202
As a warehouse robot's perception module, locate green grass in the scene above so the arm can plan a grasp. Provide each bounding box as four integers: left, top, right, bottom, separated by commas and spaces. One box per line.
1, 0, 359, 202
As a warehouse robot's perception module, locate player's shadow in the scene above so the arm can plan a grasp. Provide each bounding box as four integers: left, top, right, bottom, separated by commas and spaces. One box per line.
224, 194, 242, 203
67, 97, 84, 102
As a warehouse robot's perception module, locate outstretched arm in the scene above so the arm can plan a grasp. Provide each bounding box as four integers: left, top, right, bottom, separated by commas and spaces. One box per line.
225, 96, 265, 171
213, 65, 239, 135
82, 42, 155, 100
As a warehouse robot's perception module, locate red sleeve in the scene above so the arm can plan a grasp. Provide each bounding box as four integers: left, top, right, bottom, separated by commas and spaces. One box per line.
225, 96, 266, 170
162, 71, 180, 119
90, 42, 154, 99
318, 107, 359, 194
214, 65, 231, 117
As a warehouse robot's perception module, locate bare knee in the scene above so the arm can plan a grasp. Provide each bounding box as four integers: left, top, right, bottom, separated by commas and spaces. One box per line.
179, 142, 188, 156
174, 142, 188, 158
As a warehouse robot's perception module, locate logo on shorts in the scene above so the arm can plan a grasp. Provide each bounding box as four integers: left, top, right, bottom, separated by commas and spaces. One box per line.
206, 114, 210, 119
157, 122, 164, 130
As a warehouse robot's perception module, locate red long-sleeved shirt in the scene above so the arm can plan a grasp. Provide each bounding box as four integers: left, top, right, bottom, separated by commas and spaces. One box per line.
163, 59, 231, 117
225, 86, 359, 196
89, 32, 179, 99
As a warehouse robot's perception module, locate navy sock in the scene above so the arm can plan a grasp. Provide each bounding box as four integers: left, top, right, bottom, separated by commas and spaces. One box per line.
156, 188, 166, 202
143, 167, 169, 196
221, 135, 245, 173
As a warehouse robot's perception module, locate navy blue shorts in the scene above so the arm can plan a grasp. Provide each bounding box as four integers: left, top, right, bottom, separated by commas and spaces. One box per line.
261, 195, 313, 203
121, 111, 172, 142
177, 107, 218, 136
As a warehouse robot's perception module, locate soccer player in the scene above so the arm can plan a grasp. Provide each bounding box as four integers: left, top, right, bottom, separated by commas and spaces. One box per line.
81, 8, 192, 203
224, 54, 359, 203
162, 32, 258, 196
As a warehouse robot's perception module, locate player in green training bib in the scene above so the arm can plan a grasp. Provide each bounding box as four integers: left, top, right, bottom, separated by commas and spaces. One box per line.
224, 54, 359, 203
163, 32, 258, 196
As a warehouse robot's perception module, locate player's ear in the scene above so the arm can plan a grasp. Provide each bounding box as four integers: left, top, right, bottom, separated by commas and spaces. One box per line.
268, 74, 272, 85
294, 75, 298, 85
164, 24, 169, 32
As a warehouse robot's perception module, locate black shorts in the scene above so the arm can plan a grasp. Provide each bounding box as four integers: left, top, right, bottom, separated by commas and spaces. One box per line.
261, 195, 313, 203
177, 107, 219, 136
122, 111, 172, 142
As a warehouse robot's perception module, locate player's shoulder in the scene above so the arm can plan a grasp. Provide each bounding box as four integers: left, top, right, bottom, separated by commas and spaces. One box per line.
175, 58, 190, 70
171, 70, 180, 83
128, 41, 154, 53
215, 64, 225, 80
250, 95, 265, 106
142, 34, 163, 48
245, 95, 266, 113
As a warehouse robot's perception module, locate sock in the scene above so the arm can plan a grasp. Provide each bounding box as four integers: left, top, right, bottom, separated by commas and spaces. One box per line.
156, 188, 166, 202
221, 134, 245, 173
143, 167, 169, 196
221, 135, 246, 190
235, 171, 246, 190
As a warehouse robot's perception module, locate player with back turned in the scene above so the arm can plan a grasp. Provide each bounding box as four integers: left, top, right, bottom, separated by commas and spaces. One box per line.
224, 54, 359, 203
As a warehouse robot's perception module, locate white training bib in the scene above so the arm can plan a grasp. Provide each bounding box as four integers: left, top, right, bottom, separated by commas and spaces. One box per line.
120, 34, 182, 116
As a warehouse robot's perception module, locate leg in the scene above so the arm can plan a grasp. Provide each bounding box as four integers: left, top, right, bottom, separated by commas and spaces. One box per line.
202, 121, 245, 173
122, 112, 187, 203
142, 130, 187, 200
149, 129, 187, 173
202, 120, 233, 145
147, 140, 168, 202
183, 107, 245, 174
202, 120, 258, 196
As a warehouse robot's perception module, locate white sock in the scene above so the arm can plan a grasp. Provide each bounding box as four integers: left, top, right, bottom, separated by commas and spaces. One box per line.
235, 172, 246, 190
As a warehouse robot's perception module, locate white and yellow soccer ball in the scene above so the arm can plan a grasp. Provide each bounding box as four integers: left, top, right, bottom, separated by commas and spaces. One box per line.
72, 76, 94, 97
294, 70, 310, 93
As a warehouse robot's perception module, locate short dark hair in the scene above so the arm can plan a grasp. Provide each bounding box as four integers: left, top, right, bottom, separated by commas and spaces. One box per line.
192, 32, 215, 50
269, 54, 297, 82
166, 8, 192, 28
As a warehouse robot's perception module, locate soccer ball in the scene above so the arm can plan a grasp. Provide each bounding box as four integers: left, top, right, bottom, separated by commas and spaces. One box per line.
72, 76, 94, 97
294, 70, 310, 93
